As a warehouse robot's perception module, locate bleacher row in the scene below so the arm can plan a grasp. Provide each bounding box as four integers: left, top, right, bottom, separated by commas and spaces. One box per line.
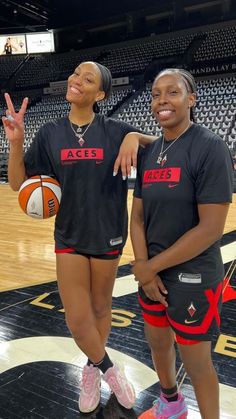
0, 76, 235, 155
118, 76, 236, 147
0, 24, 235, 87
0, 87, 132, 155
0, 23, 235, 182
194, 26, 236, 61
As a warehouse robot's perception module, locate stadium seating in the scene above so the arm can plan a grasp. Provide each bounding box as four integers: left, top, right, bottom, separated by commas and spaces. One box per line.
0, 23, 235, 182
117, 76, 236, 151
194, 26, 236, 61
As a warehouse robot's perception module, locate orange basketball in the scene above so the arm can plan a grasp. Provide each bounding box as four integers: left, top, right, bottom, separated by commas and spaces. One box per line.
18, 175, 61, 219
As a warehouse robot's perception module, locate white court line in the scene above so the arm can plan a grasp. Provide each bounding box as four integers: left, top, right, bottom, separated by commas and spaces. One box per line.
0, 337, 235, 417
186, 383, 236, 419
113, 274, 137, 297
0, 336, 157, 394
221, 241, 236, 264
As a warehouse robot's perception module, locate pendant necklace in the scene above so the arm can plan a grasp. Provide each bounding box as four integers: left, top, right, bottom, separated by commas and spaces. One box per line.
157, 122, 192, 166
69, 115, 95, 147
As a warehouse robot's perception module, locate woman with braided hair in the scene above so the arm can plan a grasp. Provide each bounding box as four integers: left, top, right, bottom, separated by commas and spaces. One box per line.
131, 68, 233, 419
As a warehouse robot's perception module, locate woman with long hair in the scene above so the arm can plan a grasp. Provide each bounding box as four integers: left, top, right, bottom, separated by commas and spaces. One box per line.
3, 61, 154, 413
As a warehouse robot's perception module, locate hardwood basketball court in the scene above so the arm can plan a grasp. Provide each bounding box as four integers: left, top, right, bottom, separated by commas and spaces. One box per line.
0, 185, 235, 292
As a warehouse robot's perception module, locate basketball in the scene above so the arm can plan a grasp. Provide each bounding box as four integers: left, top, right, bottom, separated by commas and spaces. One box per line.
18, 175, 61, 219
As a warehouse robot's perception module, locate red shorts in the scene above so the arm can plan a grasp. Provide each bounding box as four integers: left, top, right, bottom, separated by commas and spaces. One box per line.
55, 240, 122, 260
138, 280, 222, 345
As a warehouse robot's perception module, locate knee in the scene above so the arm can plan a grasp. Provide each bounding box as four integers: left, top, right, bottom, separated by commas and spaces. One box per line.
65, 314, 92, 340
150, 338, 174, 354
184, 358, 214, 382
92, 298, 111, 320
145, 329, 174, 354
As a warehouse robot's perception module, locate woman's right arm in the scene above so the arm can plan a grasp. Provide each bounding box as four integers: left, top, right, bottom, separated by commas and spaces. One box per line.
130, 197, 168, 304
130, 197, 148, 262
8, 144, 26, 191
2, 93, 28, 190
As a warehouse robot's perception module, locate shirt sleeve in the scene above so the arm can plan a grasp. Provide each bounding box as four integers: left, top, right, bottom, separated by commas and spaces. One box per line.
120, 120, 141, 136
133, 147, 145, 199
195, 137, 234, 204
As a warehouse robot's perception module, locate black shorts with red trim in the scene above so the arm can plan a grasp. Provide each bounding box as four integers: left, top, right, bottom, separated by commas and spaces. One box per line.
55, 239, 122, 260
138, 279, 222, 344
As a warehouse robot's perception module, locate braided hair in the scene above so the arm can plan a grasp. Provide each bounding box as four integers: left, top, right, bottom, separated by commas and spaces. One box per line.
155, 68, 197, 122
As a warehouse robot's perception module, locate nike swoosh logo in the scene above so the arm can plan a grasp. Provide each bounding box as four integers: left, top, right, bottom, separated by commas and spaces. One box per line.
96, 161, 103, 164
184, 319, 198, 324
168, 184, 178, 188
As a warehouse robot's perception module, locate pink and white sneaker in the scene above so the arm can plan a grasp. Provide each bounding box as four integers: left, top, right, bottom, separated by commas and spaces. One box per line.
78, 365, 101, 413
138, 393, 188, 418
103, 365, 136, 409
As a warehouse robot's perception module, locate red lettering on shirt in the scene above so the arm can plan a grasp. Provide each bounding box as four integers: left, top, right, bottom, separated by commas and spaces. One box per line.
61, 148, 104, 162
143, 168, 181, 183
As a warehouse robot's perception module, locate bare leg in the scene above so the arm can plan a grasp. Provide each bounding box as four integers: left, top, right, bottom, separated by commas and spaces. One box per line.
57, 253, 105, 363
145, 323, 177, 388
178, 341, 219, 419
90, 256, 119, 346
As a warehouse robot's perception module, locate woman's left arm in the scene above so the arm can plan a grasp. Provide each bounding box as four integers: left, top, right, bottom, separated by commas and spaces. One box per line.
133, 203, 230, 284
113, 132, 157, 179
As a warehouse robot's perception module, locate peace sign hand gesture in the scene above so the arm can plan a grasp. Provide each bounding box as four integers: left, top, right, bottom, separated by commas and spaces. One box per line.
2, 93, 28, 147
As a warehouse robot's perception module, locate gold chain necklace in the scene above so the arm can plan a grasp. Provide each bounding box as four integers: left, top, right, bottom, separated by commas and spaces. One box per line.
69, 115, 95, 147
157, 122, 192, 166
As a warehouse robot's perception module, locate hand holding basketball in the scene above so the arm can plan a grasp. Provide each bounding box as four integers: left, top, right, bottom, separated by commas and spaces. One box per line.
2, 93, 28, 147
18, 175, 61, 219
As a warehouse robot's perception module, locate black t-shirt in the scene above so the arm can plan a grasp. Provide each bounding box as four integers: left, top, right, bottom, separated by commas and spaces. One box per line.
134, 123, 234, 286
24, 114, 137, 254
